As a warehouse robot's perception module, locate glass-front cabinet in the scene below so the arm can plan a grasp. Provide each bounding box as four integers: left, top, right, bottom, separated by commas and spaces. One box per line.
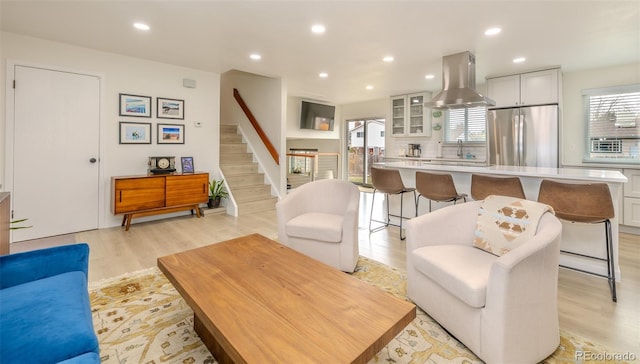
390, 92, 431, 137
408, 93, 427, 134
391, 96, 406, 135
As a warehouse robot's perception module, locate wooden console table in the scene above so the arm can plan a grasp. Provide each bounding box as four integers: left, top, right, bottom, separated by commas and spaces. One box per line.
112, 172, 209, 230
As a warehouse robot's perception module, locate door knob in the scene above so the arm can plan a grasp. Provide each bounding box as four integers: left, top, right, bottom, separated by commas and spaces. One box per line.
89, 158, 97, 163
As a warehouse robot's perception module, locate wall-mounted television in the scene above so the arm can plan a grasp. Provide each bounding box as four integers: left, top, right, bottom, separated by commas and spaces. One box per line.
300, 100, 335, 131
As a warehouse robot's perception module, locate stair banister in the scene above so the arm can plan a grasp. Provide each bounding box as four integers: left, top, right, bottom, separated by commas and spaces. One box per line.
233, 88, 280, 165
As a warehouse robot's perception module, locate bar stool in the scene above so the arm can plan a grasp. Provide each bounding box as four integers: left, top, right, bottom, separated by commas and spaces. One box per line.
470, 174, 526, 200
369, 167, 416, 240
537, 179, 617, 302
415, 171, 467, 214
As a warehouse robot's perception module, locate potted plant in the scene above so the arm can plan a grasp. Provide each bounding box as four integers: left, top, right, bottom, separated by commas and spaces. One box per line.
10, 218, 32, 230
208, 179, 228, 208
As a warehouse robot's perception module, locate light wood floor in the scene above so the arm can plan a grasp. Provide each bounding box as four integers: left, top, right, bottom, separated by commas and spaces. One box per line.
11, 191, 639, 358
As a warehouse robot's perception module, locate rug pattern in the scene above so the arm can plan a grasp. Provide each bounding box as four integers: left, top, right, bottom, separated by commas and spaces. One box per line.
89, 257, 627, 364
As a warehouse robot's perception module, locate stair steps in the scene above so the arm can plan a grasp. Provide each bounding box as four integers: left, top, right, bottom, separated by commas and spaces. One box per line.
220, 124, 277, 215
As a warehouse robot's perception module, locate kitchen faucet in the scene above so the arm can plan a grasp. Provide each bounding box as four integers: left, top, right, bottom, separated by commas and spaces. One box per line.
457, 139, 463, 158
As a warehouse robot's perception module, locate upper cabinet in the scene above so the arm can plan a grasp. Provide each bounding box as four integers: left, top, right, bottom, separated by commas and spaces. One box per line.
487, 68, 560, 108
390, 92, 432, 137
486, 75, 520, 107
391, 95, 406, 136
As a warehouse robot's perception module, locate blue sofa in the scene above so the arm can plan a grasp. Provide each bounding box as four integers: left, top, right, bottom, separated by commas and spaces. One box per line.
0, 243, 100, 363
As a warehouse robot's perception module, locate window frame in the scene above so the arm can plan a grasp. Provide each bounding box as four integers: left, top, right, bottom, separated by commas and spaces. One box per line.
583, 84, 640, 161
443, 106, 487, 145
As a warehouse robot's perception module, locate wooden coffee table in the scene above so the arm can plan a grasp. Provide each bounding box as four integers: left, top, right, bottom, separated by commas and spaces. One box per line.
157, 233, 416, 364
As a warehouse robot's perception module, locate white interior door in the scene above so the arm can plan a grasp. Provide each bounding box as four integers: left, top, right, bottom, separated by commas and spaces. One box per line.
12, 65, 100, 242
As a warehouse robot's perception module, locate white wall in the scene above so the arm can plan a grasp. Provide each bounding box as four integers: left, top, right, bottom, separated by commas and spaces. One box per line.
220, 70, 285, 196
341, 98, 389, 122
561, 62, 640, 165
1, 32, 221, 228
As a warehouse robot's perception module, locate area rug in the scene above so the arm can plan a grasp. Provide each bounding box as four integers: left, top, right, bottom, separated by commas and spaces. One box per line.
89, 257, 627, 364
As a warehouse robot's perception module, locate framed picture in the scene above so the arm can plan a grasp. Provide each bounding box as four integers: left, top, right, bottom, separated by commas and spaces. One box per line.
181, 157, 194, 173
157, 123, 185, 144
157, 97, 185, 119
119, 122, 151, 144
119, 93, 152, 117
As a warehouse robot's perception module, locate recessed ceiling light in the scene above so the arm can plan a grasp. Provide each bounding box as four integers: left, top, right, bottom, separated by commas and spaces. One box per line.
311, 24, 326, 34
250, 54, 262, 60
425, 74, 435, 80
383, 56, 394, 63
484, 27, 501, 36
319, 72, 328, 78
513, 57, 526, 63
133, 22, 150, 31
366, 85, 374, 90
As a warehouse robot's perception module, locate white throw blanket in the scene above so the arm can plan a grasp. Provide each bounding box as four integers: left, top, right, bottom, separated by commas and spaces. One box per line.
473, 195, 554, 256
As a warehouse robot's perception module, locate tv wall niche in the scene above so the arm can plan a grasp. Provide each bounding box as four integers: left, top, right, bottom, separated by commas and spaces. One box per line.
300, 100, 335, 131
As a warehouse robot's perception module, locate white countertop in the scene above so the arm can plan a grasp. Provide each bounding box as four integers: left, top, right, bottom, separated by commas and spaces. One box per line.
376, 161, 628, 184
383, 156, 488, 164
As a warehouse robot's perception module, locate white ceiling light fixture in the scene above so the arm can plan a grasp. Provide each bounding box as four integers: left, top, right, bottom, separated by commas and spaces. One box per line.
250, 53, 262, 60
513, 57, 526, 63
319, 72, 328, 78
133, 22, 150, 31
484, 27, 501, 36
311, 24, 326, 34
425, 74, 435, 80
383, 56, 394, 63
366, 85, 374, 90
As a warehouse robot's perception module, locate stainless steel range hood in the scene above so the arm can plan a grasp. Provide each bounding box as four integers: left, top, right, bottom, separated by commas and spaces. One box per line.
425, 51, 495, 109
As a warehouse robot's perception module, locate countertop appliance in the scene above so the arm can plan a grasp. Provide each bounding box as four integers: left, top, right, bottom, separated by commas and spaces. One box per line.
488, 104, 558, 167
408, 143, 421, 157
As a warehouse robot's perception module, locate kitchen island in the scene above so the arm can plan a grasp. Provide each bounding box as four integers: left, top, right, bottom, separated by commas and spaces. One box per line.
373, 160, 628, 281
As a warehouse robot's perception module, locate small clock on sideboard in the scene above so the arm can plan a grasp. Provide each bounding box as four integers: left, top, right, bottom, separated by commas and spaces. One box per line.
148, 156, 176, 174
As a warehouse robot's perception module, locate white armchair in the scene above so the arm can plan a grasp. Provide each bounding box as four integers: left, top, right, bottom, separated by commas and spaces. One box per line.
406, 201, 562, 364
276, 179, 360, 272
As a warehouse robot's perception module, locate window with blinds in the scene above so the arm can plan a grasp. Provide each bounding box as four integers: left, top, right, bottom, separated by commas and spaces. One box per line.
444, 106, 487, 143
584, 85, 640, 157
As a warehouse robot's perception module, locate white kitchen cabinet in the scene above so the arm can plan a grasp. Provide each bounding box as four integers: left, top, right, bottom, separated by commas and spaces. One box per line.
623, 169, 640, 197
487, 68, 560, 108
390, 92, 431, 137
623, 197, 640, 226
623, 169, 640, 226
486, 75, 520, 107
390, 95, 406, 136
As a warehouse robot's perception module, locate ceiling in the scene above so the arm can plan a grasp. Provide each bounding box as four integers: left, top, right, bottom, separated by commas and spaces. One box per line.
2, 1, 639, 104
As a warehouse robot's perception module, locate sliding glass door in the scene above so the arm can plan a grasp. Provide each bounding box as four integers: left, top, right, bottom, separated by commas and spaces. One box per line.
346, 118, 385, 186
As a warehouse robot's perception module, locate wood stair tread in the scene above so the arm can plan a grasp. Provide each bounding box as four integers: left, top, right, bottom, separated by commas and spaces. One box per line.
219, 124, 276, 215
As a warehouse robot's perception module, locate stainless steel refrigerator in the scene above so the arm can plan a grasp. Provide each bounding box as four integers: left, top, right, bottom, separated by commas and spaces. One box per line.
488, 104, 559, 167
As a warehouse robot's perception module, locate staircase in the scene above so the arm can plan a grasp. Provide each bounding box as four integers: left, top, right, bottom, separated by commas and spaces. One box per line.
220, 124, 277, 215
